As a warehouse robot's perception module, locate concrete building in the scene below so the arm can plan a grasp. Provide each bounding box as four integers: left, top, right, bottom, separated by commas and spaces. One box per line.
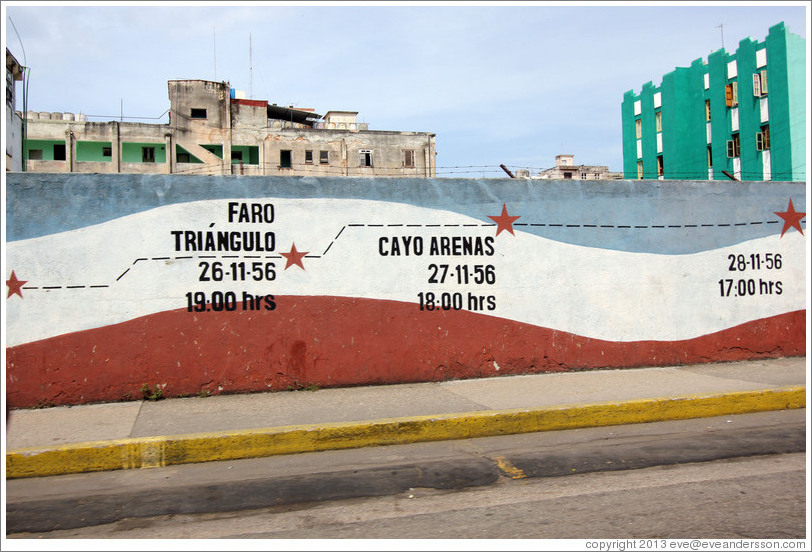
22, 79, 437, 177
534, 154, 622, 180
621, 22, 806, 182
6, 49, 24, 171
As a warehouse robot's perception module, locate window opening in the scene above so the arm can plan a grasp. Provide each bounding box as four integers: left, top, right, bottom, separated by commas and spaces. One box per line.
142, 147, 155, 163
319, 150, 329, 164
403, 150, 415, 168
725, 82, 738, 107
305, 150, 313, 164
280, 150, 292, 168
726, 134, 741, 158
190, 108, 207, 119
757, 125, 770, 151
359, 149, 373, 167
53, 144, 66, 161
753, 71, 768, 97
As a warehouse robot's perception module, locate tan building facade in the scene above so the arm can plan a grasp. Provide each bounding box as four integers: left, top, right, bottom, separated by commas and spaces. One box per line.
535, 154, 622, 180
22, 79, 436, 177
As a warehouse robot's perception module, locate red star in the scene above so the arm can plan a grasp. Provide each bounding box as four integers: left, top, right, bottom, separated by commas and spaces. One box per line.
488, 203, 521, 236
774, 199, 805, 237
6, 271, 28, 299
281, 243, 309, 270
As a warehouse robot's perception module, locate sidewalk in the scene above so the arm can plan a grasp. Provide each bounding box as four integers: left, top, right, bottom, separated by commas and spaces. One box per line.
5, 357, 806, 479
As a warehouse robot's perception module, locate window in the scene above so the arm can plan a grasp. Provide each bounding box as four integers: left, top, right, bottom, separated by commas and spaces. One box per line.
359, 149, 373, 167
580, 171, 587, 179
6, 73, 13, 106
753, 70, 768, 96
142, 147, 155, 163
725, 82, 738, 107
319, 150, 329, 164
202, 145, 223, 158
637, 161, 644, 180
232, 150, 243, 162
177, 152, 191, 163
403, 150, 415, 168
563, 172, 572, 179
190, 108, 207, 119
53, 144, 66, 161
29, 149, 43, 160
707, 145, 713, 168
656, 156, 664, 177
634, 119, 642, 139
757, 125, 770, 151
726, 134, 741, 158
102, 147, 112, 157
280, 150, 291, 168
655, 111, 662, 132
305, 150, 313, 164
705, 99, 711, 121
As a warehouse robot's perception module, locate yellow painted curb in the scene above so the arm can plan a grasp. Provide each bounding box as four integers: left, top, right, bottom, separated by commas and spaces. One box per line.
6, 385, 805, 479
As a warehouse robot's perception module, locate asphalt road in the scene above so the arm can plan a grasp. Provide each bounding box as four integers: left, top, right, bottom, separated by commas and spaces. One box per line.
6, 409, 806, 538
10, 453, 806, 540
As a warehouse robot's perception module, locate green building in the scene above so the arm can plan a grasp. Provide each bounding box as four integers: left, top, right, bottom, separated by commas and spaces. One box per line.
622, 22, 806, 181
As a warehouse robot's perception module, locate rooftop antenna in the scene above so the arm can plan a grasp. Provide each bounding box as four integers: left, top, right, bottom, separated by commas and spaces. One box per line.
249, 32, 253, 99
716, 23, 725, 49
213, 26, 217, 81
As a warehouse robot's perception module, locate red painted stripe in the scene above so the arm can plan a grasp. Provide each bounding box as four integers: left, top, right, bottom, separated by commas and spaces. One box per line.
5, 297, 805, 408
231, 98, 267, 108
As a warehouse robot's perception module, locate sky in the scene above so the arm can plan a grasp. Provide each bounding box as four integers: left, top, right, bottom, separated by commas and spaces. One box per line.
3, 1, 808, 177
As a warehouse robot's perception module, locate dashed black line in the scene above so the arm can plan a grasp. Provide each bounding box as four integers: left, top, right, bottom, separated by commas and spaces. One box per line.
21, 216, 798, 293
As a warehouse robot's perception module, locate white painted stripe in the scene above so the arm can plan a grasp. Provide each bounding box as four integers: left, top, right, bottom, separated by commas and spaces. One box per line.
5, 199, 805, 346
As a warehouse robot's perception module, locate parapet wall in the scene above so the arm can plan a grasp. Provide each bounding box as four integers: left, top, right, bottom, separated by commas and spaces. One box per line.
5, 173, 806, 407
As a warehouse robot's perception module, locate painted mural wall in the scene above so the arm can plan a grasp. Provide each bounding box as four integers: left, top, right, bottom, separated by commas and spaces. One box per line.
4, 173, 807, 407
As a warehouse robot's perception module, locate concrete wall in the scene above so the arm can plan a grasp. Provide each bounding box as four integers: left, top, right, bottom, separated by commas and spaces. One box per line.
5, 173, 806, 407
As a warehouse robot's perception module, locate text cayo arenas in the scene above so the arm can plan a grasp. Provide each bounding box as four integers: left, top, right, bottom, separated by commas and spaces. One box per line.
379, 235, 495, 256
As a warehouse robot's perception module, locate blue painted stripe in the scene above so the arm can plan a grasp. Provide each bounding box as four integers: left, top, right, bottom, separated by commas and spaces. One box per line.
5, 173, 805, 254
